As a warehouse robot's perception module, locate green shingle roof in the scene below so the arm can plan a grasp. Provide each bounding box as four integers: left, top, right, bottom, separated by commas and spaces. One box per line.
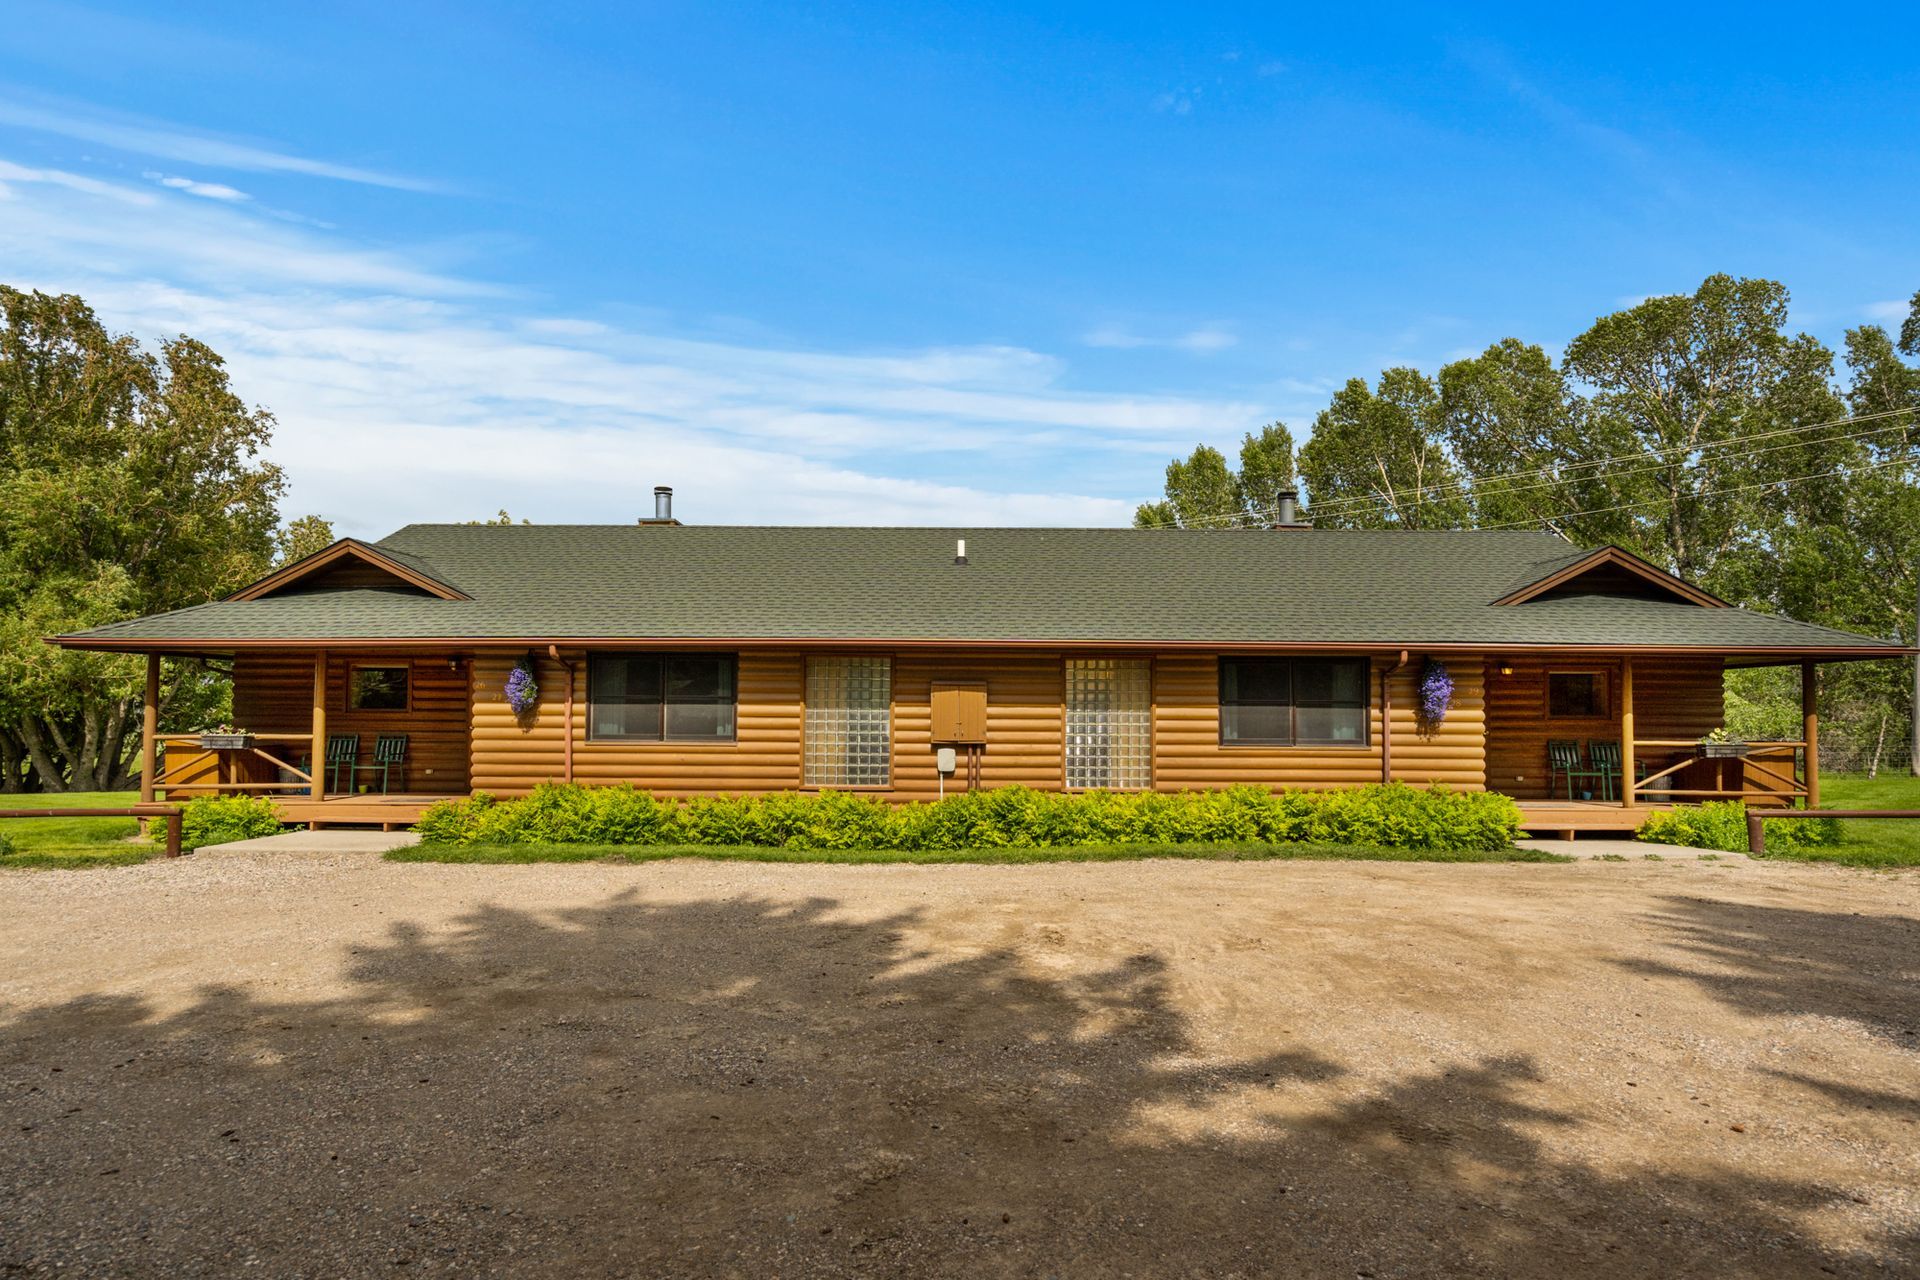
55, 524, 1906, 655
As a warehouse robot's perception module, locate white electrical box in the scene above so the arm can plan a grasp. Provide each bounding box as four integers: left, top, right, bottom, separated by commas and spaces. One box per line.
935, 747, 957, 775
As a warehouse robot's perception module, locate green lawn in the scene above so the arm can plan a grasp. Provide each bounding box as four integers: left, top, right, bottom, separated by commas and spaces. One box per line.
388, 840, 1570, 866
1778, 773, 1920, 868
0, 790, 159, 869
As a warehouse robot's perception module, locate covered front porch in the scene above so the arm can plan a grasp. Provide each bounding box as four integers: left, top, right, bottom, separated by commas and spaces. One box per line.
1492, 654, 1819, 836
138, 648, 472, 823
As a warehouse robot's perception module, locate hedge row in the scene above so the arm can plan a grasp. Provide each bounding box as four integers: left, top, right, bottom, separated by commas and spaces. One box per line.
413, 782, 1523, 852
1635, 800, 1843, 854
179, 795, 287, 851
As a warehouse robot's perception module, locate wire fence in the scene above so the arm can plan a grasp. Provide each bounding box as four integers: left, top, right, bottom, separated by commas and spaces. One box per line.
1821, 740, 1917, 777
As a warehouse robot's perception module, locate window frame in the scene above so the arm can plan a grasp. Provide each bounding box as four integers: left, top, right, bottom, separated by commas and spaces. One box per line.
347, 663, 412, 713
801, 653, 894, 790
1546, 669, 1610, 721
1062, 655, 1154, 791
585, 652, 739, 744
1217, 656, 1372, 749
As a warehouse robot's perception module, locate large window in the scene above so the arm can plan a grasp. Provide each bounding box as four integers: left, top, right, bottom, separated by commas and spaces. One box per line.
1548, 671, 1606, 719
805, 656, 891, 786
350, 665, 409, 711
588, 654, 736, 741
1065, 658, 1151, 789
1219, 657, 1368, 747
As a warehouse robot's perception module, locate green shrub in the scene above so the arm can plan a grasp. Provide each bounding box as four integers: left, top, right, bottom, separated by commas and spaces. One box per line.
413, 782, 1522, 853
1636, 801, 1844, 854
0, 831, 14, 858
179, 795, 285, 851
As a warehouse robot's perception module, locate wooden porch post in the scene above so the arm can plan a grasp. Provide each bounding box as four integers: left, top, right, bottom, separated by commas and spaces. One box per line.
1802, 659, 1820, 809
139, 653, 160, 805
1619, 658, 1635, 808
311, 650, 328, 800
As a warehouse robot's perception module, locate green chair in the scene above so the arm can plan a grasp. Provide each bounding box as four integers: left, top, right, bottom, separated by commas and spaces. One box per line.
1587, 741, 1623, 801
324, 734, 360, 793
1547, 740, 1603, 801
355, 734, 409, 794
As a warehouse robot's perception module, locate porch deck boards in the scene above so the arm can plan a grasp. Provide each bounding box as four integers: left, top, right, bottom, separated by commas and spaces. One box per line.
267, 793, 452, 828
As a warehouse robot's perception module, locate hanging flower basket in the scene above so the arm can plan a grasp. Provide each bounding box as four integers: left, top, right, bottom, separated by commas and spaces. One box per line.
505, 655, 540, 716
1417, 659, 1453, 732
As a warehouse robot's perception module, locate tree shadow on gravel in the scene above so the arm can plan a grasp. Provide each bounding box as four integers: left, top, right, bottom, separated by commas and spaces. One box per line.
2, 890, 1913, 1278
1624, 895, 1920, 1049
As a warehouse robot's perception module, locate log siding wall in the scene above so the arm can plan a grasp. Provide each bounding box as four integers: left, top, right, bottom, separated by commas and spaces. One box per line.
231, 652, 471, 792
1483, 655, 1724, 799
459, 648, 1502, 798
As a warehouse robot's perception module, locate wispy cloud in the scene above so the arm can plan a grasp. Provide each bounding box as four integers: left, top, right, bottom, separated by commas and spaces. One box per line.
0, 147, 1259, 533
1864, 299, 1911, 322
0, 94, 437, 192
143, 170, 249, 202
1083, 323, 1237, 353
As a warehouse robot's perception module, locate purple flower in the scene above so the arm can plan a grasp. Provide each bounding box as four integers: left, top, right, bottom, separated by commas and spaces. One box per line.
505, 661, 539, 715
1418, 660, 1453, 727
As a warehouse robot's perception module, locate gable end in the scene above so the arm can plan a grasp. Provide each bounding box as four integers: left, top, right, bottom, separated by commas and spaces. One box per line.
1493, 547, 1727, 609
229, 540, 471, 602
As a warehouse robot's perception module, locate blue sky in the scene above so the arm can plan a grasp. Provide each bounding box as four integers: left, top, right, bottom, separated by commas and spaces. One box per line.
2, 2, 1915, 534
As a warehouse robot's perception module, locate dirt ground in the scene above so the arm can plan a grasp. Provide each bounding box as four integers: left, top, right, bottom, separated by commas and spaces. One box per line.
2, 855, 1916, 1279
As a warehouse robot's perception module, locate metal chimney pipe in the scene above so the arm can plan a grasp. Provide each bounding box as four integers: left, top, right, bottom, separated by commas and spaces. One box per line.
653, 486, 673, 522
1276, 487, 1299, 526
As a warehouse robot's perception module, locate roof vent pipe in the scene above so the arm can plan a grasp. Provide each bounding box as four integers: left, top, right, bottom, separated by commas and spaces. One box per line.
954, 538, 968, 566
653, 486, 673, 522
1273, 487, 1310, 530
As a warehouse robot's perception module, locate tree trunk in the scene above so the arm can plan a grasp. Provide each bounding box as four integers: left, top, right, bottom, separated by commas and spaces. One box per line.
16, 717, 69, 792
1868, 710, 1888, 780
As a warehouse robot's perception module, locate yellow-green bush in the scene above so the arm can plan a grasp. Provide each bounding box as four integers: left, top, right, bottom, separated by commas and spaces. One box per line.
179, 795, 286, 851
414, 782, 1521, 852
1636, 801, 1843, 854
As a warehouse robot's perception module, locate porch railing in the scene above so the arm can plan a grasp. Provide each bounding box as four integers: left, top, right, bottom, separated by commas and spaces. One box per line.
1631, 739, 1809, 806
153, 734, 316, 796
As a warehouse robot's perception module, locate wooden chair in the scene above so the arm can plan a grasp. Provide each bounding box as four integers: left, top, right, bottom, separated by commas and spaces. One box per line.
1587, 740, 1623, 801
355, 734, 409, 795
324, 734, 360, 793
1547, 740, 1602, 800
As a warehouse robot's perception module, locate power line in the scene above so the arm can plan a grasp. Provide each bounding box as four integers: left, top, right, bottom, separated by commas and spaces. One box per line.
1475, 451, 1920, 531
1282, 405, 1916, 523
1157, 405, 1918, 529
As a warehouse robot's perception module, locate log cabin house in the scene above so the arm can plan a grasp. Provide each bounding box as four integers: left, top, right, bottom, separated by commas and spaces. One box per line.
51, 489, 1908, 836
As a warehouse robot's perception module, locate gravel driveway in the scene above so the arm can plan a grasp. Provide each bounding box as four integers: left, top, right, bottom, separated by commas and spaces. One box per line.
3, 854, 1917, 1278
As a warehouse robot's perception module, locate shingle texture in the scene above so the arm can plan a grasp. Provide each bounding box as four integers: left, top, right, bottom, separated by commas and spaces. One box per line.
57, 525, 1904, 652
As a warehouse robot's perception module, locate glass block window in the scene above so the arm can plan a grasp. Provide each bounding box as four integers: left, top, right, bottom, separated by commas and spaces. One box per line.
1220, 657, 1369, 746
1065, 658, 1152, 790
588, 654, 736, 741
805, 656, 891, 786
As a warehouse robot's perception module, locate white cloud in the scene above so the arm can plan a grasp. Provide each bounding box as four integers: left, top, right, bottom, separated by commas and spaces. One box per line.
144, 170, 250, 202
1864, 299, 1911, 322
0, 152, 1260, 534
0, 94, 436, 191
1084, 323, 1237, 353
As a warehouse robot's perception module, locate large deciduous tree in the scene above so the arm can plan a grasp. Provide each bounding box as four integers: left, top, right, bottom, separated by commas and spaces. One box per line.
1135, 423, 1297, 528
0, 287, 283, 791
1296, 370, 1469, 529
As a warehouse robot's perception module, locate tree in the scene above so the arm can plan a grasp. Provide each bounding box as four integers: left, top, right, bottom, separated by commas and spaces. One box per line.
275, 515, 336, 566
1561, 274, 1848, 585
1296, 371, 1469, 529
1437, 339, 1589, 531
0, 287, 282, 791
468, 509, 529, 526
1134, 424, 1298, 528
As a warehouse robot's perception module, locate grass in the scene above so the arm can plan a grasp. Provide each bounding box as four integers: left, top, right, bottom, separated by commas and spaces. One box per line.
0, 790, 158, 869
1758, 773, 1920, 868
389, 840, 1571, 866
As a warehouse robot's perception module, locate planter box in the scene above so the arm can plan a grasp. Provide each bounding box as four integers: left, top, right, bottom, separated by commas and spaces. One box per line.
1699, 742, 1750, 759
198, 733, 255, 751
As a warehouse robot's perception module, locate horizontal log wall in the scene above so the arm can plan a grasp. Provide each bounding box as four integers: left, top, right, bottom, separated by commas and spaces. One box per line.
1153, 655, 1486, 792
469, 650, 804, 796
892, 653, 1065, 798
1483, 655, 1724, 799
231, 652, 471, 793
